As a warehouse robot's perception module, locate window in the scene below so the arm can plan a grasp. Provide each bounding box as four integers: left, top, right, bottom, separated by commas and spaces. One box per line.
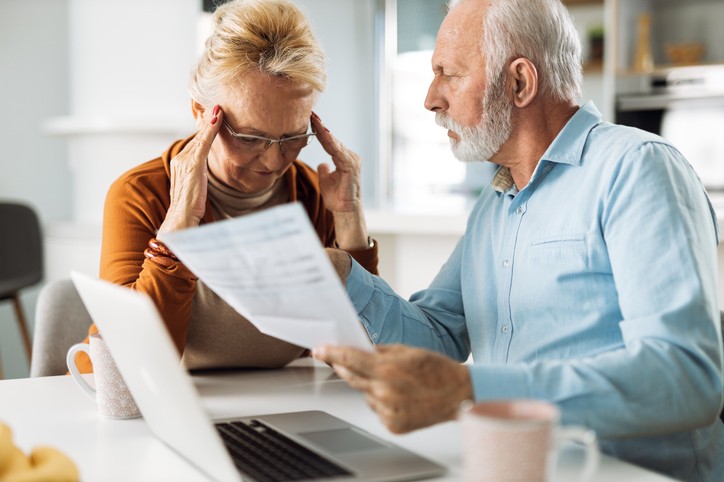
378, 0, 496, 213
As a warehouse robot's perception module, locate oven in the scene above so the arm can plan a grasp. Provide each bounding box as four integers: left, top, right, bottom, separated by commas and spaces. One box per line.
616, 65, 724, 197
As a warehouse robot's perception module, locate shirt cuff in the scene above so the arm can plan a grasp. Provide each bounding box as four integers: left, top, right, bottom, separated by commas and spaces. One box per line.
345, 258, 377, 318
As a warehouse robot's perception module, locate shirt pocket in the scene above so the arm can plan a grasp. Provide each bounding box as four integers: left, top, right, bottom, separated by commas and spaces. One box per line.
529, 234, 588, 266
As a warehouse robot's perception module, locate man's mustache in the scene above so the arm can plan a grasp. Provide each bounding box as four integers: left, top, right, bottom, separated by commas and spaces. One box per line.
435, 112, 461, 133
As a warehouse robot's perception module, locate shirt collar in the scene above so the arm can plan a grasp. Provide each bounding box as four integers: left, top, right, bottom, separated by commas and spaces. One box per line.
490, 101, 603, 194
541, 100, 603, 166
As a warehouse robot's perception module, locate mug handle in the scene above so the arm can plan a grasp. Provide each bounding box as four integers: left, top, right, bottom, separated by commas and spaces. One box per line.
555, 426, 599, 482
66, 343, 96, 401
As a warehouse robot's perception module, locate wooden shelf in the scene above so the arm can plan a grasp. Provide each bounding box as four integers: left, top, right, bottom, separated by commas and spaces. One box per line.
583, 60, 604, 73
615, 61, 724, 77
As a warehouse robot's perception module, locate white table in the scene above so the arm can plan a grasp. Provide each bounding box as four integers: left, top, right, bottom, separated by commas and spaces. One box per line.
0, 360, 673, 481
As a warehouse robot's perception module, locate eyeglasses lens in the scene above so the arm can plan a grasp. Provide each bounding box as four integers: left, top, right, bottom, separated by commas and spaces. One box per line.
230, 134, 313, 154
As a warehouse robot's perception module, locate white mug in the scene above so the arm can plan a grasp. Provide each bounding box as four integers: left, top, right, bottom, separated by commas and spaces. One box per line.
66, 333, 141, 419
459, 399, 598, 482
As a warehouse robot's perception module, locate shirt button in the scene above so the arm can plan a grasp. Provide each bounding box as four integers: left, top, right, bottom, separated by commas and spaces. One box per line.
503, 259, 510, 268
501, 325, 509, 334
515, 207, 523, 215
371, 333, 379, 340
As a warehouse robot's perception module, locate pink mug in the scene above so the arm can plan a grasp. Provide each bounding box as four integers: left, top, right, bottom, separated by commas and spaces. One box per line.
459, 399, 598, 482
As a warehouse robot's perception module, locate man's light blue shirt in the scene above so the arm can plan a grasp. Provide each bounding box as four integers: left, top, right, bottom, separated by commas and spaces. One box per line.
347, 102, 724, 481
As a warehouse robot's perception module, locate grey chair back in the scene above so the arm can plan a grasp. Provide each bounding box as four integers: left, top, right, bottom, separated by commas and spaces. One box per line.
31, 279, 93, 377
0, 202, 43, 296
0, 202, 43, 376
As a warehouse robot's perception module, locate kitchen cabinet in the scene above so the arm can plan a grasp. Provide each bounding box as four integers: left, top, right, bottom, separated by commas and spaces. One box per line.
611, 0, 724, 140
565, 0, 724, 120
613, 0, 724, 74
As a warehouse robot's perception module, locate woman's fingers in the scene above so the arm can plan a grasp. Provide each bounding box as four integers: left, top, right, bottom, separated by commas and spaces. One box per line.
311, 112, 361, 171
312, 112, 364, 216
175, 104, 223, 178
317, 162, 333, 180
159, 104, 222, 233
191, 104, 224, 161
174, 104, 223, 168
311, 111, 342, 158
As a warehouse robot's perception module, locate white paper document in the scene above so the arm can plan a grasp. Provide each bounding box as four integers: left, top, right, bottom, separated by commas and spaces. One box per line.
158, 202, 373, 351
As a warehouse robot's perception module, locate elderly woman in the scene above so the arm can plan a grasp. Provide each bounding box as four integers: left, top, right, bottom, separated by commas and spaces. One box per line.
75, 0, 377, 373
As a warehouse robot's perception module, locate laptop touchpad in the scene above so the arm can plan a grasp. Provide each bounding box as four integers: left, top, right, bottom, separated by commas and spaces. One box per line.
300, 428, 386, 453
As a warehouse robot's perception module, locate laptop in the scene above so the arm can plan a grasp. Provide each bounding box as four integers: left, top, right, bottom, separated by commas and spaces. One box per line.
70, 271, 446, 482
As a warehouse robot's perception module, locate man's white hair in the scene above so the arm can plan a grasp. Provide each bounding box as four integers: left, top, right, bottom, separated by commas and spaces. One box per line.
448, 0, 583, 103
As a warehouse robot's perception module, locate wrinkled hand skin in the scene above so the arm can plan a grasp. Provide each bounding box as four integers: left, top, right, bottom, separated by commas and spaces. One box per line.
312, 111, 362, 216
312, 112, 369, 251
314, 344, 474, 433
158, 106, 224, 234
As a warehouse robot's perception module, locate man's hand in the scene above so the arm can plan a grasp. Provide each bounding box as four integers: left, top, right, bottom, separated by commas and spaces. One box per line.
313, 344, 473, 433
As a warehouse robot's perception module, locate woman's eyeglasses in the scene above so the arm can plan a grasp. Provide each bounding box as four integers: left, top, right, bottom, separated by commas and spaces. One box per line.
223, 120, 316, 154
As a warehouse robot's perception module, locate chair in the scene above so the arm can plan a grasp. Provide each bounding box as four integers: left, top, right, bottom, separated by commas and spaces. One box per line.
721, 311, 724, 423
30, 279, 92, 377
0, 202, 43, 378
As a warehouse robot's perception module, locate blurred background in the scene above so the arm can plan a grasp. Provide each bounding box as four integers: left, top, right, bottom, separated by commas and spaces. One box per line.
2, 0, 724, 378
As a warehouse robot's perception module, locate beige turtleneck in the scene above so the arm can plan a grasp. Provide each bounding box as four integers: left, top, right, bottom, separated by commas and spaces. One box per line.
181, 170, 306, 370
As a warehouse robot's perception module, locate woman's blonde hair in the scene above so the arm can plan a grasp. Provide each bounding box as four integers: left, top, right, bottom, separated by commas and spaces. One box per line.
189, 0, 327, 105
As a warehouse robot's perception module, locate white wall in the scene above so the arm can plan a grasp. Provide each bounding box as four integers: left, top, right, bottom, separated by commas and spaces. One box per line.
0, 0, 71, 225
0, 0, 71, 378
296, 0, 378, 205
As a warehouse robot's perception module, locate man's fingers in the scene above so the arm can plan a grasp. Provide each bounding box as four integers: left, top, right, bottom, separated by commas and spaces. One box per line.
313, 345, 376, 378
374, 344, 399, 354
363, 392, 415, 435
374, 344, 413, 358
333, 364, 372, 391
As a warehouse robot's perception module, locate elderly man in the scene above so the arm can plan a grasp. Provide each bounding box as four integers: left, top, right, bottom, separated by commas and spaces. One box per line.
315, 0, 724, 480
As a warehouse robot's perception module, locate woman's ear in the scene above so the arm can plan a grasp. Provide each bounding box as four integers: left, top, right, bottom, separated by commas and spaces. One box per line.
508, 58, 538, 108
191, 99, 206, 119
191, 99, 206, 129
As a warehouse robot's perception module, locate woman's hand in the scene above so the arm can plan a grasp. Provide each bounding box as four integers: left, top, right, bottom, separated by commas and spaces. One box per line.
313, 112, 362, 214
312, 112, 370, 250
158, 105, 223, 233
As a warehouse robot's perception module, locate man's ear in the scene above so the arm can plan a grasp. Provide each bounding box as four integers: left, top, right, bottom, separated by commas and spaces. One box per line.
508, 58, 538, 108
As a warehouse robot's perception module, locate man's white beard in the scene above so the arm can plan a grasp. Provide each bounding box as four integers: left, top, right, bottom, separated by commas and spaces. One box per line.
435, 78, 513, 163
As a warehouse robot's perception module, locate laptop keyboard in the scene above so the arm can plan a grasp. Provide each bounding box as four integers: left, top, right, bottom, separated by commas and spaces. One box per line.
215, 419, 353, 481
